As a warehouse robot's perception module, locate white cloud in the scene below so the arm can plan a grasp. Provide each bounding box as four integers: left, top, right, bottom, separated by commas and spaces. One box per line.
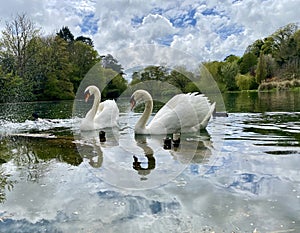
0, 0, 299, 63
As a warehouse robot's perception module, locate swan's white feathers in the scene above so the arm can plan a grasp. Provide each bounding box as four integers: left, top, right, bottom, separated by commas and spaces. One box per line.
80, 86, 119, 131
148, 92, 213, 133
94, 100, 119, 129
132, 90, 215, 134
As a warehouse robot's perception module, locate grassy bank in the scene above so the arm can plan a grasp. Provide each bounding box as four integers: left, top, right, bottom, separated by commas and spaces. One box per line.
258, 78, 300, 92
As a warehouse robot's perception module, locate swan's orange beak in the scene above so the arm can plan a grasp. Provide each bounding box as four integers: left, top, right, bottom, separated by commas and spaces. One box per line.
84, 92, 90, 102
130, 97, 136, 111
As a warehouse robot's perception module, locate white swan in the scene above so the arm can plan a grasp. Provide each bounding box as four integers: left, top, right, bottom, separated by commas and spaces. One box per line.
130, 90, 216, 134
80, 85, 119, 131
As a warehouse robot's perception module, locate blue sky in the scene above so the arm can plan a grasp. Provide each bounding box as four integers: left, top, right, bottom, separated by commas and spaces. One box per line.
0, 0, 299, 62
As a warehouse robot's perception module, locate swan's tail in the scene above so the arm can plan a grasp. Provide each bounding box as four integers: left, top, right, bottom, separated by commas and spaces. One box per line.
199, 102, 216, 129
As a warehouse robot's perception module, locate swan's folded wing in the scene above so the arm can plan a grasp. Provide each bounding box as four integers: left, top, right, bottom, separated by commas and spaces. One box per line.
95, 100, 119, 128
149, 93, 213, 132
147, 104, 181, 133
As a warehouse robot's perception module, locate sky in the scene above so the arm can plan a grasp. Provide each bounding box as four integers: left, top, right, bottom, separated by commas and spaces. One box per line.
0, 0, 299, 63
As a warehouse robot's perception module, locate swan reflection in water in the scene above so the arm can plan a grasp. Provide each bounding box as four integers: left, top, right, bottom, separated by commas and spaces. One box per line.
170, 132, 213, 165
132, 131, 213, 180
74, 127, 213, 185
75, 128, 119, 168
132, 134, 156, 179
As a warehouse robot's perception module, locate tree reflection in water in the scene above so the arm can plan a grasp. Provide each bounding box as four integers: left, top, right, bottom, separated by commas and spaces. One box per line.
0, 168, 15, 203
0, 134, 81, 202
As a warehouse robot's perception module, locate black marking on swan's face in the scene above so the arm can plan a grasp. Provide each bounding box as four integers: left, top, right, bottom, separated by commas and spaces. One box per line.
130, 96, 136, 111
84, 89, 91, 102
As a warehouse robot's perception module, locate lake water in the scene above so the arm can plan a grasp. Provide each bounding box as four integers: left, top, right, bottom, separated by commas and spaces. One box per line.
0, 91, 299, 233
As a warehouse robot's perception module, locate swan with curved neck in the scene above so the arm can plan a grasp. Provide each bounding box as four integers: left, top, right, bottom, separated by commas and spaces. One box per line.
80, 85, 119, 131
130, 90, 215, 134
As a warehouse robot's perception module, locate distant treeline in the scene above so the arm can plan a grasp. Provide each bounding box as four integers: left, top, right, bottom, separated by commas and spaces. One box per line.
204, 23, 300, 92
128, 23, 300, 93
0, 14, 299, 103
0, 14, 127, 103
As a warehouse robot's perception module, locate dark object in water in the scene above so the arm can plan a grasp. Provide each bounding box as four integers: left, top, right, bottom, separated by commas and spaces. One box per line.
99, 131, 106, 142
213, 111, 228, 117
213, 107, 228, 117
32, 112, 39, 121
163, 137, 172, 150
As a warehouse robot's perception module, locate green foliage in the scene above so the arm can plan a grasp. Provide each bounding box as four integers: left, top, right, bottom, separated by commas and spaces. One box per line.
245, 39, 264, 57
104, 73, 128, 99
0, 15, 115, 102
0, 15, 299, 102
261, 37, 275, 54
220, 62, 239, 91
0, 167, 15, 203
29, 36, 74, 100
0, 13, 40, 78
236, 73, 257, 90
203, 61, 224, 87
129, 65, 201, 94
141, 66, 168, 81
184, 82, 200, 93
101, 54, 123, 74
224, 54, 240, 63
56, 26, 74, 43
207, 23, 300, 92
256, 54, 267, 84
0, 69, 24, 102
167, 68, 200, 93
238, 52, 257, 75
68, 40, 100, 92
130, 66, 162, 82
75, 36, 93, 47
204, 61, 236, 92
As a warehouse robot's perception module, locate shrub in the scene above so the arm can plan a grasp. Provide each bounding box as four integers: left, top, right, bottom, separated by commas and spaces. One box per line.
235, 73, 257, 90
258, 82, 277, 91
291, 79, 300, 87
258, 78, 300, 91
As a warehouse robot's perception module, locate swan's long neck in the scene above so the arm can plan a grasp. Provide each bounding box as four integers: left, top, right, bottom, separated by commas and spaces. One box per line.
135, 99, 153, 133
86, 91, 101, 120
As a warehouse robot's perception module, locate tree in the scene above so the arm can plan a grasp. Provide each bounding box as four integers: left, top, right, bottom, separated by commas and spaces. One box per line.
256, 54, 267, 84
166, 67, 199, 93
75, 36, 93, 47
238, 52, 257, 75
56, 26, 74, 43
103, 74, 128, 99
224, 54, 240, 63
130, 71, 142, 85
68, 40, 100, 92
101, 54, 123, 74
0, 13, 40, 77
140, 66, 168, 82
220, 62, 238, 91
167, 69, 190, 91
271, 23, 298, 66
44, 36, 74, 100
0, 13, 40, 101
27, 35, 74, 100
261, 37, 275, 55
204, 61, 227, 92
0, 67, 23, 103
245, 39, 264, 57
236, 73, 256, 90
